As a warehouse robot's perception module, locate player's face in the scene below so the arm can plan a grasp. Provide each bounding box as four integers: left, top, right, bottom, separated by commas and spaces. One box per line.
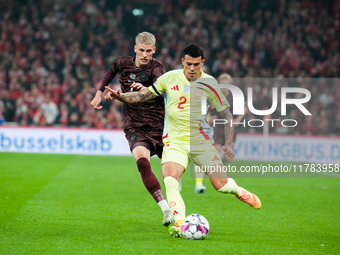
134, 44, 156, 67
182, 55, 205, 81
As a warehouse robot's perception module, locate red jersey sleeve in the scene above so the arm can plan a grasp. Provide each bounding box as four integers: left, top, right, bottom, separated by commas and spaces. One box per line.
98, 58, 120, 92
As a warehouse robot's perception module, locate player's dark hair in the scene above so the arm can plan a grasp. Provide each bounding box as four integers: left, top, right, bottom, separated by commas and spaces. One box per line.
183, 44, 204, 59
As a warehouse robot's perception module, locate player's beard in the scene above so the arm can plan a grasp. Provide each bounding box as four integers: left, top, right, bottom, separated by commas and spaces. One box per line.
189, 73, 199, 81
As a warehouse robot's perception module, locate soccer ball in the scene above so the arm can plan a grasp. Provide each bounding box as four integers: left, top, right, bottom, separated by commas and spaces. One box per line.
181, 214, 210, 240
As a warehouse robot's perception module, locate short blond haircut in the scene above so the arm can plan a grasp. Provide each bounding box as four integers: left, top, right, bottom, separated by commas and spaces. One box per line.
219, 73, 232, 80
135, 32, 156, 46
218, 73, 233, 83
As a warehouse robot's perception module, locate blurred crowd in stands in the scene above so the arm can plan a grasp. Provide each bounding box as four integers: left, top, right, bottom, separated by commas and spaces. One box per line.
0, 0, 339, 136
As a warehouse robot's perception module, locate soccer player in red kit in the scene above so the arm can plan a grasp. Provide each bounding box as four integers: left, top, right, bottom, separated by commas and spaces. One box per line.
90, 32, 174, 226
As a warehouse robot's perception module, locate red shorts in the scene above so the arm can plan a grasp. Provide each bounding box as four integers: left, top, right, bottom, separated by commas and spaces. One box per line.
125, 128, 163, 158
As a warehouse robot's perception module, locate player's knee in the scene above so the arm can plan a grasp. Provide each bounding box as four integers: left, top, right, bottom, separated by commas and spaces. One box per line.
161, 163, 183, 181
162, 170, 182, 180
136, 157, 150, 172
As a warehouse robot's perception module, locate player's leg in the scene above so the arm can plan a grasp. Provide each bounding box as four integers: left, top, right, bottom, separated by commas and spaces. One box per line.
131, 144, 173, 226
206, 168, 239, 195
192, 143, 223, 194
161, 141, 189, 237
194, 168, 206, 193
206, 164, 261, 209
162, 161, 186, 237
193, 142, 261, 209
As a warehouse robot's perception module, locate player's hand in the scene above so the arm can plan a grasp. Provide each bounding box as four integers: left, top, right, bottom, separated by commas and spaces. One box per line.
222, 145, 235, 160
104, 86, 121, 100
90, 94, 103, 110
130, 82, 146, 91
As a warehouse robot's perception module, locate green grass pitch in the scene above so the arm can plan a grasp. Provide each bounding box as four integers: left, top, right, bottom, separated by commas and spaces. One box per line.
1, 152, 339, 254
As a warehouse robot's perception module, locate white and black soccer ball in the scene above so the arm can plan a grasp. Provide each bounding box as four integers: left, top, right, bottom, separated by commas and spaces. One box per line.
181, 214, 210, 240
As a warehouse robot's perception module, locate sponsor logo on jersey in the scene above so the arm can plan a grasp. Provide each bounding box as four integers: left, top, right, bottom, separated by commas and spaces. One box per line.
139, 72, 148, 82
212, 155, 219, 161
130, 133, 138, 142
171, 85, 179, 91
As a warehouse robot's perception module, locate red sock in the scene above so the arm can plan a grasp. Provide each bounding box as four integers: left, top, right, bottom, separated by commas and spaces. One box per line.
136, 157, 165, 203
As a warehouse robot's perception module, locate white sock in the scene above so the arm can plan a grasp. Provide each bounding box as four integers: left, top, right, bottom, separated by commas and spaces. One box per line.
164, 176, 185, 225
195, 183, 203, 188
158, 200, 170, 213
217, 178, 240, 195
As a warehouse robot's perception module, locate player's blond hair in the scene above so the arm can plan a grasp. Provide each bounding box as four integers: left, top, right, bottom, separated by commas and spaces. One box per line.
135, 32, 156, 46
218, 73, 232, 81
218, 73, 233, 83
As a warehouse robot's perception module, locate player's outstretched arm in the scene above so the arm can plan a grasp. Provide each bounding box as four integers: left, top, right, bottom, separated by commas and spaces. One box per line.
219, 107, 235, 159
104, 86, 157, 104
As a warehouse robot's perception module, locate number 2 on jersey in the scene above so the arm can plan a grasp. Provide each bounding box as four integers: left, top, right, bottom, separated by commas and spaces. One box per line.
177, 96, 187, 109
